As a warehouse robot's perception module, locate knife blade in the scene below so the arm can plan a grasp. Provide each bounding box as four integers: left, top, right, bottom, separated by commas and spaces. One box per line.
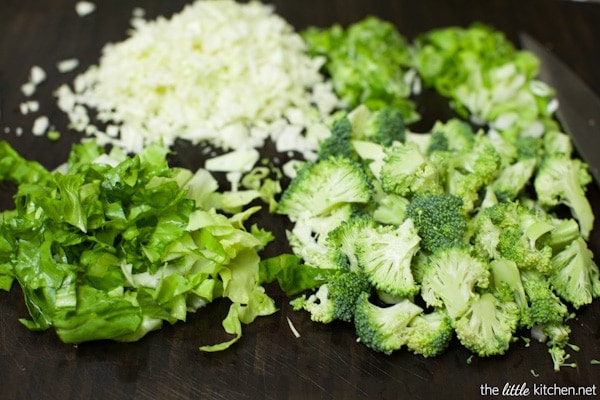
520, 32, 600, 186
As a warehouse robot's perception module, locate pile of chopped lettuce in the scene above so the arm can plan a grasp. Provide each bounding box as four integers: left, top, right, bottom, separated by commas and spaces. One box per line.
0, 140, 277, 351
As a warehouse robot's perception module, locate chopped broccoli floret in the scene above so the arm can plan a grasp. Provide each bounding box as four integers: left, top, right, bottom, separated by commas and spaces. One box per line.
473, 201, 554, 273
425, 129, 449, 155
371, 189, 410, 226
427, 119, 476, 154
285, 204, 357, 269
276, 157, 373, 221
531, 323, 577, 371
534, 155, 594, 239
405, 192, 467, 253
446, 134, 502, 211
347, 104, 407, 147
531, 322, 572, 348
490, 257, 569, 330
325, 214, 377, 272
291, 270, 371, 323
490, 259, 531, 328
355, 219, 421, 298
547, 345, 577, 371
318, 116, 356, 161
454, 292, 520, 357
420, 246, 489, 320
380, 142, 445, 197
549, 237, 600, 309
515, 135, 543, 161
405, 308, 454, 358
521, 269, 568, 327
353, 292, 423, 355
492, 158, 537, 202
546, 217, 581, 253
497, 226, 553, 274
542, 129, 573, 158
361, 106, 406, 146
301, 16, 418, 119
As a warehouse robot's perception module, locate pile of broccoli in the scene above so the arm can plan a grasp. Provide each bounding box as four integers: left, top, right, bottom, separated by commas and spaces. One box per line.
275, 102, 599, 370
269, 19, 600, 372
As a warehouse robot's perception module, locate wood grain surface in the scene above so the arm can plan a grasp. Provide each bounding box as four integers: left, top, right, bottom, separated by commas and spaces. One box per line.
1, 1, 599, 399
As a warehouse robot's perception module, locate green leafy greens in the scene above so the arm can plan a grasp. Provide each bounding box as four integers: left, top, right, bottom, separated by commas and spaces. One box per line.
0, 140, 277, 351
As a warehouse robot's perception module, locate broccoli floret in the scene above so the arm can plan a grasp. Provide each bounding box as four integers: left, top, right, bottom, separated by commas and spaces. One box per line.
380, 142, 445, 197
276, 157, 373, 221
521, 269, 568, 327
325, 214, 377, 272
542, 129, 573, 158
425, 129, 449, 155
454, 292, 520, 357
365, 106, 406, 146
473, 201, 554, 273
355, 219, 421, 298
348, 104, 407, 146
492, 158, 537, 202
286, 204, 357, 269
446, 134, 502, 211
405, 308, 454, 358
497, 224, 553, 274
291, 270, 371, 323
405, 192, 467, 253
549, 237, 600, 308
427, 119, 476, 153
372, 190, 410, 226
420, 246, 490, 320
515, 135, 543, 161
472, 204, 505, 260
491, 258, 569, 329
531, 323, 577, 371
546, 217, 581, 253
353, 292, 423, 355
531, 322, 572, 348
534, 155, 594, 239
490, 259, 531, 328
302, 16, 417, 118
318, 116, 356, 161
547, 345, 577, 371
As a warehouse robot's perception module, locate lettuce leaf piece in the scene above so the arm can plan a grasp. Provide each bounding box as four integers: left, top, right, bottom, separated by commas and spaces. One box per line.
52, 285, 144, 343
199, 288, 277, 352
259, 254, 336, 295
